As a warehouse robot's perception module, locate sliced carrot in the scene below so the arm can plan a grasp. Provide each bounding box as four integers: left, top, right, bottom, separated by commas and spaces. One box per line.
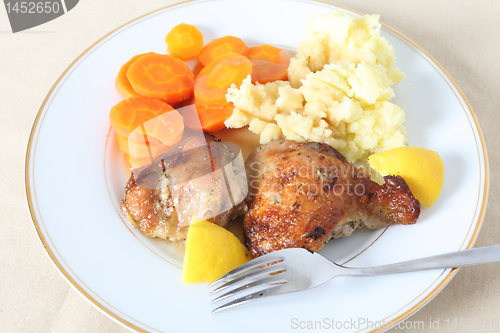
110, 96, 184, 148
194, 55, 252, 107
194, 75, 227, 108
110, 97, 184, 154
109, 97, 175, 141
247, 45, 284, 63
122, 132, 164, 145
199, 36, 248, 66
196, 52, 239, 78
207, 55, 252, 88
246, 45, 291, 84
176, 99, 234, 133
127, 53, 194, 105
140, 109, 184, 146
165, 23, 203, 61
115, 52, 155, 99
116, 135, 176, 158
195, 103, 235, 132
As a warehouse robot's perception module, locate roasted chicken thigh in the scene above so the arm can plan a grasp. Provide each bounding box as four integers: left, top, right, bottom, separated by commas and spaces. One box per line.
244, 140, 420, 257
121, 135, 244, 242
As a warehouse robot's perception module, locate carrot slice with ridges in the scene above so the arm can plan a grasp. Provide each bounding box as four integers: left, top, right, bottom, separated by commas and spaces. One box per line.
115, 52, 155, 99
140, 109, 184, 146
197, 52, 239, 78
109, 95, 183, 150
199, 36, 248, 66
127, 53, 194, 105
194, 75, 228, 107
116, 135, 176, 158
207, 55, 252, 88
120, 132, 164, 146
165, 23, 203, 61
247, 45, 291, 84
194, 55, 252, 107
247, 45, 284, 63
195, 103, 235, 132
110, 97, 174, 139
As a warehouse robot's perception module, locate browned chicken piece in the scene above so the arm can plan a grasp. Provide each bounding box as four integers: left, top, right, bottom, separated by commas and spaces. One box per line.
244, 140, 420, 257
121, 135, 244, 242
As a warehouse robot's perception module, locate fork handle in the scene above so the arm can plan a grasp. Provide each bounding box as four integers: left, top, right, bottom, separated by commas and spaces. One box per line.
345, 245, 500, 276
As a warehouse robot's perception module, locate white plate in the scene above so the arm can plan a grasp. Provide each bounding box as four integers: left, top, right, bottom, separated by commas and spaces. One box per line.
26, 0, 488, 332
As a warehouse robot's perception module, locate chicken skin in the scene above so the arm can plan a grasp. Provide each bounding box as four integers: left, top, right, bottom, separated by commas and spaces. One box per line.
244, 140, 420, 257
121, 135, 245, 242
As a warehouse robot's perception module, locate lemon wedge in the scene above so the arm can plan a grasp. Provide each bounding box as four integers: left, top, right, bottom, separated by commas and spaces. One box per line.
367, 146, 444, 208
182, 217, 252, 283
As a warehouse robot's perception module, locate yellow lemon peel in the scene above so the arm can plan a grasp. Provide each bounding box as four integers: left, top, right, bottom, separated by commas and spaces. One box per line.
182, 217, 252, 283
368, 146, 444, 208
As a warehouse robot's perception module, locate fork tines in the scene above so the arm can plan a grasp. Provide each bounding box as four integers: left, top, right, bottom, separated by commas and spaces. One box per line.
209, 255, 289, 313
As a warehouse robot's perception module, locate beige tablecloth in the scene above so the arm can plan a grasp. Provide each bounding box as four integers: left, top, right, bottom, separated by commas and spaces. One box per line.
1, 0, 499, 332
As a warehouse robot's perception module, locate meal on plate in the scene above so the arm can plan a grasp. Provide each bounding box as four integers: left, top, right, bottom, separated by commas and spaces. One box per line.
108, 10, 444, 283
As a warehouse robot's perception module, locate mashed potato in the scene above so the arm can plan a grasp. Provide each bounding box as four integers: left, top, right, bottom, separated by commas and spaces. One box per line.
225, 10, 407, 163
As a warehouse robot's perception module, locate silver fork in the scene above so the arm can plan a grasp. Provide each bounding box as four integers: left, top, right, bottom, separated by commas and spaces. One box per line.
209, 245, 500, 313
